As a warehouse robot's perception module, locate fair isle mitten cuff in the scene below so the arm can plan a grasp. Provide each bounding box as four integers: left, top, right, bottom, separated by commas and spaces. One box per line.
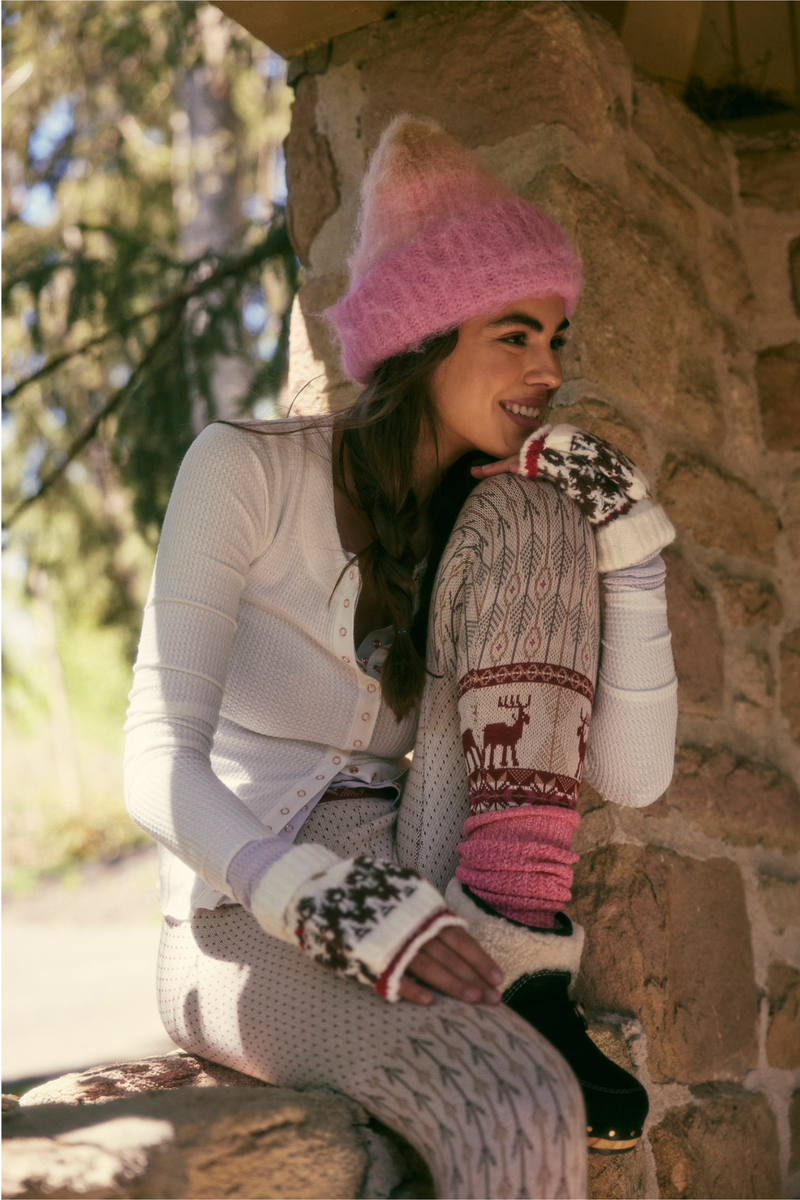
594, 499, 675, 573
252, 849, 466, 1002
250, 842, 341, 940
519, 424, 649, 526
445, 877, 584, 989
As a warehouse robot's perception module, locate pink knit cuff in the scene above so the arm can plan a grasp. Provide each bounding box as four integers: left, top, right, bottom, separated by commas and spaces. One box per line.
457, 805, 581, 928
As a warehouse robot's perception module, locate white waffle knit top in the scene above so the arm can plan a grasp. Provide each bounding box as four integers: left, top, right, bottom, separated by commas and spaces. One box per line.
124, 421, 677, 920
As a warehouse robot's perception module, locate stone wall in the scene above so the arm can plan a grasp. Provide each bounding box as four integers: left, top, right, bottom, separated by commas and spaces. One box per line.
282, 3, 800, 1196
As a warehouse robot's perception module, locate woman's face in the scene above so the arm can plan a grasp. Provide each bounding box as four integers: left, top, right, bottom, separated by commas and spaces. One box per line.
429, 295, 568, 468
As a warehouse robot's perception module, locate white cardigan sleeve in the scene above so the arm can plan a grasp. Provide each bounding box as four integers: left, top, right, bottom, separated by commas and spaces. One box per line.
123, 424, 284, 896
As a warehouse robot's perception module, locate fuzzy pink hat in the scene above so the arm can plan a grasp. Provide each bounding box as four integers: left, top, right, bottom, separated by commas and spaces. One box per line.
326, 116, 582, 385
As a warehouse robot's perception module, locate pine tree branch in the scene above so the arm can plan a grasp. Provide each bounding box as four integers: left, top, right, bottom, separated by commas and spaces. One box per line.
3, 221, 292, 406
3, 308, 183, 530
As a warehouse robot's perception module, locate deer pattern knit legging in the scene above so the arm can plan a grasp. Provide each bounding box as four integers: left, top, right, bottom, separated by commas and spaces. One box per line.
156, 474, 598, 1200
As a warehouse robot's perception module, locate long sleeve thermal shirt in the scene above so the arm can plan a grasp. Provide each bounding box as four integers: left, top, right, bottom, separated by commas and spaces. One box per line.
123, 422, 677, 920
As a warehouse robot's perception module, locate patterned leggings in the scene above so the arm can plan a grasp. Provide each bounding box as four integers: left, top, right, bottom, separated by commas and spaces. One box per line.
157, 475, 598, 1199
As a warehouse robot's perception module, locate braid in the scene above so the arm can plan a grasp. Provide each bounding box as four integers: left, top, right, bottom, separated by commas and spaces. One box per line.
340, 329, 460, 720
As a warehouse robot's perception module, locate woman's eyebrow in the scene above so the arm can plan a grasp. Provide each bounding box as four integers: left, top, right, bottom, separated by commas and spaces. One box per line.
489, 314, 571, 333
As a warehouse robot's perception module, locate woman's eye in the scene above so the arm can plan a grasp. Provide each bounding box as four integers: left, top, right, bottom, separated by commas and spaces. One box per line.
502, 333, 527, 346
550, 335, 568, 350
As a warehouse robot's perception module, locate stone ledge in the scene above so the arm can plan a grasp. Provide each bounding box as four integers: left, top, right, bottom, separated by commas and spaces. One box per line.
2, 1055, 433, 1200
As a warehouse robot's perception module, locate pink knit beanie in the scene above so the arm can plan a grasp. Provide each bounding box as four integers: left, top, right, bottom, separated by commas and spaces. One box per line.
326, 116, 582, 385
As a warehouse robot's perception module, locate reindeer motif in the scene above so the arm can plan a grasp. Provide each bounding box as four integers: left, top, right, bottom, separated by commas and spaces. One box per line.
577, 709, 590, 768
462, 727, 483, 772
483, 695, 532, 768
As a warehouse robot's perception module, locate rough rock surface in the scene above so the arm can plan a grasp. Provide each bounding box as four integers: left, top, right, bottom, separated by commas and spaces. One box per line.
649, 1087, 782, 1199
3, 1088, 372, 1200
659, 456, 780, 562
662, 550, 724, 718
780, 626, 800, 741
756, 341, 800, 450
766, 961, 800, 1069
759, 873, 800, 933
570, 844, 758, 1083
3, 1055, 433, 1200
285, 76, 340, 266
18, 1053, 269, 1107
651, 744, 800, 853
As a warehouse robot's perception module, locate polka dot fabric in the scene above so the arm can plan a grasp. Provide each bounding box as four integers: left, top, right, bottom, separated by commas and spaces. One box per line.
157, 905, 588, 1199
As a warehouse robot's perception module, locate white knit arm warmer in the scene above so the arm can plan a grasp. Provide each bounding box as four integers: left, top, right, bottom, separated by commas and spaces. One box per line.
583, 554, 678, 806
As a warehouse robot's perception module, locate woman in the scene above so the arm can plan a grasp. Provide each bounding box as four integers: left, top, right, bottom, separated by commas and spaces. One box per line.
125, 117, 677, 1199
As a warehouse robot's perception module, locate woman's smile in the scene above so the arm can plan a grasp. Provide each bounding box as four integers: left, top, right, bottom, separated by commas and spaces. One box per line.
499, 398, 549, 432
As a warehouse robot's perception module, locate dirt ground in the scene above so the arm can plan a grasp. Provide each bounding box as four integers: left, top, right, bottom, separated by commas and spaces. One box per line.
2, 845, 176, 1089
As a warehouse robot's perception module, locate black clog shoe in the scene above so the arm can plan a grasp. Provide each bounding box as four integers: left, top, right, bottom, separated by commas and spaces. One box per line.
503, 969, 649, 1153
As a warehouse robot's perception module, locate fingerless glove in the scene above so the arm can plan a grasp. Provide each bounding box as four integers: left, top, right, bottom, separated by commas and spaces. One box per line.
250, 844, 466, 1002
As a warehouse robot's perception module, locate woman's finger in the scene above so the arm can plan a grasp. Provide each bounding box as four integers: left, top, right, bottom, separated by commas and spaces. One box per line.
398, 975, 436, 1006
407, 945, 486, 1003
437, 925, 505, 987
470, 456, 520, 478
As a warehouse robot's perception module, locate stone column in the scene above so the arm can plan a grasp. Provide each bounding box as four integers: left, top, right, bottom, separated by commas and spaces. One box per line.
283, 4, 800, 1195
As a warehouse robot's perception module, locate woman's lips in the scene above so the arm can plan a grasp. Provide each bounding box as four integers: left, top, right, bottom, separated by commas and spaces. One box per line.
500, 400, 546, 433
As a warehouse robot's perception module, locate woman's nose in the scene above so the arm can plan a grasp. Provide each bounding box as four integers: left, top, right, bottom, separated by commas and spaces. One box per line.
523, 345, 563, 389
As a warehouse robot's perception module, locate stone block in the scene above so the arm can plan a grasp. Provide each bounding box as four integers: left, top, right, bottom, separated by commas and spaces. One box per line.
716, 575, 782, 626
632, 76, 733, 215
703, 225, 756, 321
9, 1056, 433, 1200
625, 156, 699, 243
738, 136, 800, 212
18, 1053, 268, 1107
570, 846, 758, 1084
791, 235, 800, 317
2, 1087, 373, 1200
550, 397, 650, 473
528, 170, 723, 442
588, 1139, 647, 1199
756, 342, 800, 452
659, 456, 779, 562
759, 873, 800, 933
285, 275, 358, 414
655, 744, 800, 854
781, 627, 800, 742
285, 76, 340, 265
790, 1089, 800, 1175
766, 961, 800, 1070
662, 549, 724, 718
729, 647, 776, 733
585, 1023, 647, 1198
343, 2, 613, 152
649, 1087, 781, 1199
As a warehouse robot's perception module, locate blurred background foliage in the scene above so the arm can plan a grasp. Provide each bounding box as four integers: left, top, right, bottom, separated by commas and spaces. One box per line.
2, 0, 295, 892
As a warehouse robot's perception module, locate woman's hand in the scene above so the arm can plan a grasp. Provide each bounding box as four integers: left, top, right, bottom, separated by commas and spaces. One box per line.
398, 925, 504, 1006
